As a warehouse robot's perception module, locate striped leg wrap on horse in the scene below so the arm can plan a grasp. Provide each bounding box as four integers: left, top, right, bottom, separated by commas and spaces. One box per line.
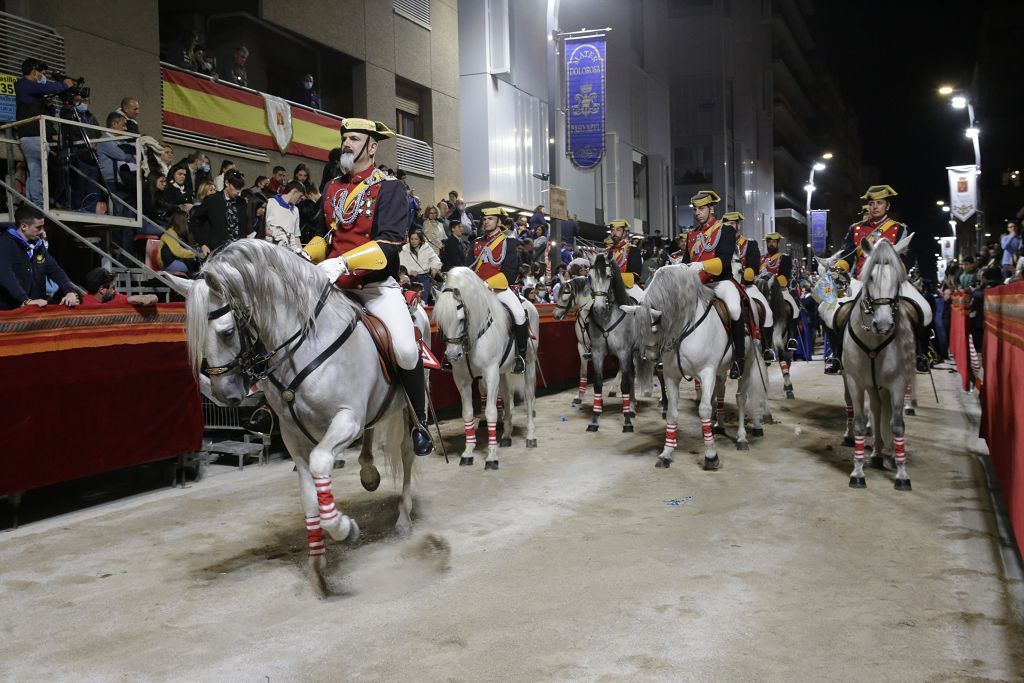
665, 423, 678, 450
579, 377, 588, 394
780, 361, 790, 374
464, 420, 477, 446
716, 396, 725, 415
893, 436, 906, 465
622, 393, 631, 416
305, 516, 324, 556
313, 476, 338, 523
487, 421, 497, 447
904, 386, 912, 401
846, 406, 854, 431
701, 418, 714, 445
496, 395, 504, 411
854, 435, 866, 462
593, 393, 603, 414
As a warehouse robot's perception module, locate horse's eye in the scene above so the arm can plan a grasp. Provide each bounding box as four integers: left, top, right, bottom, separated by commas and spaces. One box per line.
219, 327, 235, 338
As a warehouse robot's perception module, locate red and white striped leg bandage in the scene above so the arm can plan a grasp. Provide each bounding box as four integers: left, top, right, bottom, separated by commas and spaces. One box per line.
313, 475, 338, 523
593, 393, 603, 414
496, 395, 504, 411
904, 386, 912, 401
664, 423, 678, 450
853, 435, 866, 462
701, 418, 714, 445
716, 396, 725, 413
893, 436, 906, 465
464, 420, 477, 446
780, 361, 790, 374
579, 377, 588, 394
694, 378, 702, 390
846, 406, 854, 430
622, 393, 631, 416
487, 421, 498, 447
305, 515, 324, 557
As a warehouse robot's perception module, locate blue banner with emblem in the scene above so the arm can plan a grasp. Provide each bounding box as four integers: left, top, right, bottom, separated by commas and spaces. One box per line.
564, 35, 606, 170
810, 209, 828, 256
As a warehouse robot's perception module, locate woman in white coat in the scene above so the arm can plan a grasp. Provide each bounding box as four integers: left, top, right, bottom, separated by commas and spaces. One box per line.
399, 229, 442, 303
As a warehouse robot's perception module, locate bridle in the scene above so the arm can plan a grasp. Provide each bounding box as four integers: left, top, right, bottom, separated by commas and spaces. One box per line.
442, 289, 493, 354
848, 270, 903, 391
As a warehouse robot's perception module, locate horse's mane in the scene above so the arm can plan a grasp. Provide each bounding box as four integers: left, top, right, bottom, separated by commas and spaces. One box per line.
591, 253, 628, 305
434, 266, 510, 337
861, 238, 906, 290
756, 275, 784, 314
186, 240, 360, 375
641, 264, 716, 341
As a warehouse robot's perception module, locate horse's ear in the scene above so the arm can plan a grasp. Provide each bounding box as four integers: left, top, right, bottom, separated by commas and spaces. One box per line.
650, 308, 663, 323
894, 232, 914, 254
621, 304, 639, 314
162, 273, 194, 296
860, 237, 873, 255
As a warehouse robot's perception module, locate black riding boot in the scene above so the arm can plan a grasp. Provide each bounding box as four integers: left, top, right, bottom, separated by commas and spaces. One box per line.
824, 325, 843, 374
915, 324, 935, 373
512, 321, 528, 374
729, 319, 745, 379
399, 361, 434, 456
786, 319, 799, 352
761, 325, 775, 363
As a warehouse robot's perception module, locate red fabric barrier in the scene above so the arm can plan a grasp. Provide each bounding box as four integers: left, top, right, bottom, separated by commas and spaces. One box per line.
950, 293, 972, 391
979, 283, 1024, 555
0, 304, 204, 495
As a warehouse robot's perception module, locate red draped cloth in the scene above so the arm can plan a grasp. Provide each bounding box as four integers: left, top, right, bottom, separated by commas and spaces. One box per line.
949, 292, 972, 391
0, 303, 203, 495
979, 282, 1024, 555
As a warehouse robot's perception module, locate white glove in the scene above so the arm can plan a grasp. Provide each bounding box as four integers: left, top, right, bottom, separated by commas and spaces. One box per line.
691, 261, 706, 272
317, 256, 349, 281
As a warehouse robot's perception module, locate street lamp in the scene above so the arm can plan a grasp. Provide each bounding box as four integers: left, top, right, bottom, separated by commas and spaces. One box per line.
965, 126, 980, 139
939, 85, 983, 252
804, 153, 833, 264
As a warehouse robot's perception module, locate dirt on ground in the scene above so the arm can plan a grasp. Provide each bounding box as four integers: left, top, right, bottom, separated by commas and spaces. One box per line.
1, 362, 1023, 682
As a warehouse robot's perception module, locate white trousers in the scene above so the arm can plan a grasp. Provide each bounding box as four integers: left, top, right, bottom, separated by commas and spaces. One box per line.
345, 277, 420, 370
831, 279, 932, 328
625, 284, 645, 303
744, 285, 773, 327
494, 287, 527, 325
710, 280, 742, 320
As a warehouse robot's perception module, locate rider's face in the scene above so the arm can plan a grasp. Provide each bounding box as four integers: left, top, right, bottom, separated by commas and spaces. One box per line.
868, 199, 889, 220
694, 205, 712, 225
482, 215, 499, 232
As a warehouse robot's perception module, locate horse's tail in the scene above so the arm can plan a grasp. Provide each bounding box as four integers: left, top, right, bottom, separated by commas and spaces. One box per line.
512, 299, 542, 401
373, 397, 412, 486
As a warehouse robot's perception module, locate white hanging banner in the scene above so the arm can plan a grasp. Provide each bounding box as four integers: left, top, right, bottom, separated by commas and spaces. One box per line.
262, 94, 293, 153
947, 164, 977, 222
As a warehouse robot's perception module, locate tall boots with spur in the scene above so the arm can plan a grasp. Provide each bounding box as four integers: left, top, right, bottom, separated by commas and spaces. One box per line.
513, 321, 529, 374
399, 359, 434, 455
729, 319, 746, 379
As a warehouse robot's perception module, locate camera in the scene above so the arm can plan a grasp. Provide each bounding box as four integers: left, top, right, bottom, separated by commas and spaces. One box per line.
50, 72, 90, 101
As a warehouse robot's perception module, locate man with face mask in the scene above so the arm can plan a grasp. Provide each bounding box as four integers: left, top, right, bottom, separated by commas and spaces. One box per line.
472, 207, 529, 373
680, 190, 747, 379
759, 233, 800, 354
313, 118, 433, 455
14, 58, 77, 206
823, 185, 933, 374
296, 73, 321, 109
606, 219, 644, 303
724, 212, 774, 359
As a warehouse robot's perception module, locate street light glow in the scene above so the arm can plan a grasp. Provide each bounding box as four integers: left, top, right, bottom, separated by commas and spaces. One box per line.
813, 162, 826, 171
821, 152, 834, 160
936, 200, 945, 206
938, 85, 954, 95
951, 95, 967, 109
803, 183, 816, 193
965, 127, 980, 139
942, 206, 950, 212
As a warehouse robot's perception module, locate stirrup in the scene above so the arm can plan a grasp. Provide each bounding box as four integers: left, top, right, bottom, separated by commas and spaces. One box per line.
763, 348, 776, 363
729, 360, 743, 379
512, 355, 526, 374
786, 338, 798, 352
582, 350, 592, 360
411, 423, 433, 456
824, 357, 842, 375
915, 354, 930, 374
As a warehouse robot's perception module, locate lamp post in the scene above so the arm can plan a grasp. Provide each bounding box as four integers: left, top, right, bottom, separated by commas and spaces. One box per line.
804, 152, 833, 265
938, 85, 983, 252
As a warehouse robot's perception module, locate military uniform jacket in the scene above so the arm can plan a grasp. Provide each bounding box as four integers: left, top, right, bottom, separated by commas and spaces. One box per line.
608, 239, 643, 287
472, 229, 519, 290
837, 217, 908, 278
324, 165, 405, 289
759, 252, 793, 288
681, 219, 736, 283
737, 235, 761, 273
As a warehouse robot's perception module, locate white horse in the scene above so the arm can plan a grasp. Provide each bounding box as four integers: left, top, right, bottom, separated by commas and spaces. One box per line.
843, 235, 916, 490
756, 275, 797, 399
628, 264, 764, 469
433, 267, 539, 469
179, 240, 416, 593
552, 276, 595, 405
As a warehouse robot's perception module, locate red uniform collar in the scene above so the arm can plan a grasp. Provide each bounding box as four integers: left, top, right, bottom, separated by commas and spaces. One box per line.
865, 216, 890, 229
341, 165, 378, 184
612, 238, 628, 249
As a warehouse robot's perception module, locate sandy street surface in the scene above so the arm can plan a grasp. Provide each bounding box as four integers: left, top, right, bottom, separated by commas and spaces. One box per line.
1, 361, 1023, 682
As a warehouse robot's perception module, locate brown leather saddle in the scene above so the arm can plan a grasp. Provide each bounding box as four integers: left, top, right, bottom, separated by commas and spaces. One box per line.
361, 312, 399, 386
710, 282, 762, 341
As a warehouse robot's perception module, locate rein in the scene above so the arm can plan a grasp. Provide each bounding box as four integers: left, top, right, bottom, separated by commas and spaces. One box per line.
671, 299, 719, 374
847, 290, 901, 391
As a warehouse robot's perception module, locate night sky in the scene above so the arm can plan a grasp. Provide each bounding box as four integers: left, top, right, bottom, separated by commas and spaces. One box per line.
814, 1, 985, 276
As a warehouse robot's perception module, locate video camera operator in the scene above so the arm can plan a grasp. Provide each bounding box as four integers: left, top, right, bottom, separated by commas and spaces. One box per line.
14, 58, 77, 206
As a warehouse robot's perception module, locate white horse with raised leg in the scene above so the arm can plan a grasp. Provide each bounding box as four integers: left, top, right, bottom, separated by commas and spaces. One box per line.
433, 267, 539, 469
180, 240, 417, 594
842, 235, 916, 490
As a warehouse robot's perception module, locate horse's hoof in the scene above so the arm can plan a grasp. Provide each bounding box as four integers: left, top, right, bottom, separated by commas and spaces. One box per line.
904, 407, 916, 416
525, 439, 537, 448
586, 424, 599, 432
360, 466, 381, 492
842, 436, 855, 447
572, 398, 581, 406
459, 457, 474, 467
869, 455, 886, 470
849, 476, 867, 489
484, 460, 499, 471
622, 424, 634, 433
785, 390, 795, 400
751, 427, 764, 437
703, 455, 721, 471
499, 437, 512, 448
736, 441, 750, 451
894, 478, 912, 491
655, 457, 671, 469
713, 425, 726, 436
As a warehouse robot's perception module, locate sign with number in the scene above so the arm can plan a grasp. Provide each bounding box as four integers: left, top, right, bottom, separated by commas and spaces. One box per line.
0, 73, 17, 123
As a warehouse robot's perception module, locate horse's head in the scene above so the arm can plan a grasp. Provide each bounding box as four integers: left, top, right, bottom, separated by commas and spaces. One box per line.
552, 276, 585, 320
435, 286, 469, 363
858, 235, 911, 336
623, 304, 663, 362
589, 255, 614, 323
187, 283, 250, 406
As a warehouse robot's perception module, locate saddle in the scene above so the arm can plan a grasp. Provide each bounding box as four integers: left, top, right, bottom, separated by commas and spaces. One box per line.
361, 312, 398, 386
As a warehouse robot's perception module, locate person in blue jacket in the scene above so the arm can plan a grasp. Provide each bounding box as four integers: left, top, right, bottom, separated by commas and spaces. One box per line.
0, 205, 79, 310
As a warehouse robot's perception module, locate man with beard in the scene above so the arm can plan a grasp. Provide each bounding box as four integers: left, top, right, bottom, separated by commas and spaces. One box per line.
313, 118, 432, 455
759, 233, 801, 355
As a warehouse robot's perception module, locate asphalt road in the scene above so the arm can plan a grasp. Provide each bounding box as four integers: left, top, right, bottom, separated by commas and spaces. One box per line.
1, 361, 1021, 681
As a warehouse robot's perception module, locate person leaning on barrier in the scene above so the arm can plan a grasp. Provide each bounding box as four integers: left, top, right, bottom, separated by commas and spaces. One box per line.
0, 205, 79, 310
81, 267, 157, 306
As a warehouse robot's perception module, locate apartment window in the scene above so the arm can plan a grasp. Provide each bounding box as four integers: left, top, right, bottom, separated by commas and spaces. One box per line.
395, 80, 425, 140
396, 110, 419, 138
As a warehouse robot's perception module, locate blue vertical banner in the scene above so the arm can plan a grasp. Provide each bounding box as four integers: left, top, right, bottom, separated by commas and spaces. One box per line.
810, 209, 828, 256
564, 35, 606, 170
